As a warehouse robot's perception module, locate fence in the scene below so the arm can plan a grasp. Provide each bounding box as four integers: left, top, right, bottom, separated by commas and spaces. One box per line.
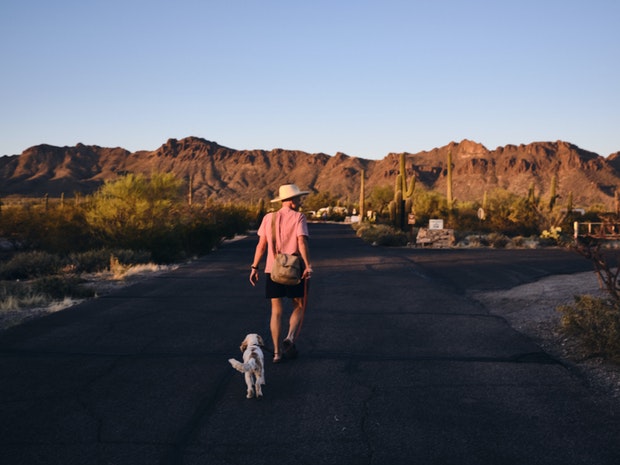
574, 222, 620, 240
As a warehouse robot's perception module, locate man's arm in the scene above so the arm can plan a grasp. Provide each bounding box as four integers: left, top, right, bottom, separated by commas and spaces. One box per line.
250, 235, 268, 286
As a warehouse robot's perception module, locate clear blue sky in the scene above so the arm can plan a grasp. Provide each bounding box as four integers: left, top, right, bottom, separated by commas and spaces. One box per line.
1, 0, 618, 159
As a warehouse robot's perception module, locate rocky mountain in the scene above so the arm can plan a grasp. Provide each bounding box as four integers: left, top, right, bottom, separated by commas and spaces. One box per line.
1, 137, 619, 209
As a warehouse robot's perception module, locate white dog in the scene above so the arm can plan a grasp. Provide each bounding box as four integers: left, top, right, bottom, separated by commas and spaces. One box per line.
228, 333, 265, 399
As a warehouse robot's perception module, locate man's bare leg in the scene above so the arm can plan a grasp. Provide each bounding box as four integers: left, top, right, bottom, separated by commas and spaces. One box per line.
270, 298, 284, 358
285, 296, 305, 342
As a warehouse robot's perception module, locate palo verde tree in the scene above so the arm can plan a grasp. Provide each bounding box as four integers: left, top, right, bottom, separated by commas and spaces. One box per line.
303, 191, 342, 214
368, 184, 395, 218
84, 173, 185, 261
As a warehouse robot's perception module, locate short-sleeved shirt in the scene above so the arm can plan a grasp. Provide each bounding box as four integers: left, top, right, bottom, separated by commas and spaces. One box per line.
258, 206, 309, 273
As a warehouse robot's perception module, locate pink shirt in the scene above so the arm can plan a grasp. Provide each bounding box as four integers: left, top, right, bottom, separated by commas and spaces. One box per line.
258, 206, 309, 273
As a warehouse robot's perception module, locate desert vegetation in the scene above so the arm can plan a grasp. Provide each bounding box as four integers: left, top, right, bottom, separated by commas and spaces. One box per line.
352, 168, 620, 362
352, 151, 606, 248
2, 170, 620, 363
557, 239, 620, 362
354, 183, 599, 249
0, 173, 255, 315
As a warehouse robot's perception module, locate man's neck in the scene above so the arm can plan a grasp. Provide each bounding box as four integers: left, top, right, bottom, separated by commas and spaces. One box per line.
282, 201, 298, 211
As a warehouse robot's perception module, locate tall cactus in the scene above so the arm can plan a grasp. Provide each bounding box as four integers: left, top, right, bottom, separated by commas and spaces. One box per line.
446, 150, 454, 209
527, 182, 537, 206
359, 169, 365, 221
566, 191, 573, 214
393, 153, 415, 229
548, 175, 558, 212
187, 173, 194, 207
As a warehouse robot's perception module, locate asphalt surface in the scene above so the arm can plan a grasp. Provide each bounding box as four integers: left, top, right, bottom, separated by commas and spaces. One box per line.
1, 223, 619, 465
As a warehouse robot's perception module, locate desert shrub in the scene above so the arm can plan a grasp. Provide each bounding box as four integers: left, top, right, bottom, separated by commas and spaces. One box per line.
68, 249, 152, 273
0, 251, 63, 280
487, 232, 510, 248
84, 173, 186, 260
412, 190, 451, 227
37, 206, 95, 254
0, 291, 48, 311
484, 189, 540, 237
0, 202, 95, 254
458, 234, 488, 247
179, 220, 221, 258
355, 224, 408, 246
29, 276, 95, 300
448, 202, 481, 231
303, 192, 342, 214
0, 280, 33, 301
84, 174, 253, 262
367, 185, 395, 216
208, 204, 254, 240
0, 276, 94, 310
177, 204, 252, 258
557, 295, 620, 362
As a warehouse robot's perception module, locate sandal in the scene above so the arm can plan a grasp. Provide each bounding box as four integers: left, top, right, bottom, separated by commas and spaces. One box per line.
282, 339, 298, 359
273, 352, 283, 364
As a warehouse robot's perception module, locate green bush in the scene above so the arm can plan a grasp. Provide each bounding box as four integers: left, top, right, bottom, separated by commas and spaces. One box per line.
83, 174, 253, 262
355, 224, 408, 246
557, 295, 620, 362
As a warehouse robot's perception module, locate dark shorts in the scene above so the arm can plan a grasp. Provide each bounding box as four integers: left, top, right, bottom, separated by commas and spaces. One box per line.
265, 274, 306, 299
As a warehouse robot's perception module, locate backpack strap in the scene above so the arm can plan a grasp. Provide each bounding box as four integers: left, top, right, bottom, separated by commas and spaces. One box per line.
270, 211, 279, 256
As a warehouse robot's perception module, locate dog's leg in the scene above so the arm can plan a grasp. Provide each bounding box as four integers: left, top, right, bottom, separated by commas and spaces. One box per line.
254, 372, 263, 398
244, 372, 254, 398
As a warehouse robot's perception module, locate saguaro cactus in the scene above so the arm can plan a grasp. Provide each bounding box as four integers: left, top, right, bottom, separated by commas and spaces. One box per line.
392, 153, 415, 229
359, 169, 366, 221
188, 173, 194, 207
446, 150, 454, 209
548, 175, 558, 212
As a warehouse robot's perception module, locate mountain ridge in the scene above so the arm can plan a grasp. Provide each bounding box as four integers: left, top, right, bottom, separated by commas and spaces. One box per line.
1, 137, 619, 209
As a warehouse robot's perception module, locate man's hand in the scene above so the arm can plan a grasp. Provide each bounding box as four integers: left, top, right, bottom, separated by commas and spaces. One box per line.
249, 269, 259, 286
302, 266, 313, 280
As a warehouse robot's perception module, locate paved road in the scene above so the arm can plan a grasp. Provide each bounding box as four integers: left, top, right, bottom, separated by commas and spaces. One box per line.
1, 223, 619, 465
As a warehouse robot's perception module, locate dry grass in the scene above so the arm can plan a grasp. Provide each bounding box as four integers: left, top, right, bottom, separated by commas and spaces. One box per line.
0, 262, 177, 331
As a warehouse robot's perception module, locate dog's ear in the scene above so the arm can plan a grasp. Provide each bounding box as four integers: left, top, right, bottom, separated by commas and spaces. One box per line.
240, 337, 248, 352
257, 335, 265, 347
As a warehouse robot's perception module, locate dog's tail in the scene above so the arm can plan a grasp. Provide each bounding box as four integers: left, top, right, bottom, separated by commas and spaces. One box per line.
228, 358, 257, 373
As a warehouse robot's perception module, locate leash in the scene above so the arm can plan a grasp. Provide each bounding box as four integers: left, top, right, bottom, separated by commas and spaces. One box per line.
293, 277, 310, 342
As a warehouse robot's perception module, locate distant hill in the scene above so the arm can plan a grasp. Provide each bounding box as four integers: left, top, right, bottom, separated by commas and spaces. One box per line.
1, 137, 619, 209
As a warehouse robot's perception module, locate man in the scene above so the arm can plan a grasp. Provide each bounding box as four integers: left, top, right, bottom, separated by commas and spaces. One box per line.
249, 184, 313, 363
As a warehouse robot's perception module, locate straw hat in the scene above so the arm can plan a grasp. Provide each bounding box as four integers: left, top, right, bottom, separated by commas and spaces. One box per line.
271, 184, 310, 203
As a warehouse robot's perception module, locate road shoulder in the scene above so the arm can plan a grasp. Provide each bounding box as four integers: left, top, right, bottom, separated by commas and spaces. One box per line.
471, 271, 620, 400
